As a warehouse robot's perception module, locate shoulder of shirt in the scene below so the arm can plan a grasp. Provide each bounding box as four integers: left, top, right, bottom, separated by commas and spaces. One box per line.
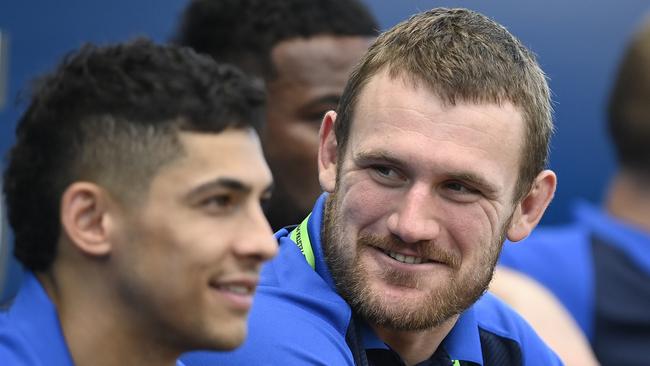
0, 313, 42, 365
472, 293, 563, 365
473, 292, 536, 339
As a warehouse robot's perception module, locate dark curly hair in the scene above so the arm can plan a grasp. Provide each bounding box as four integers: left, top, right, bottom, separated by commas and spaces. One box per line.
4, 38, 265, 271
173, 0, 379, 79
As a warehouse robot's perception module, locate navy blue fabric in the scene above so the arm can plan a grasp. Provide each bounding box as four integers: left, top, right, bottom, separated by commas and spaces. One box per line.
366, 345, 454, 366
183, 193, 561, 366
478, 328, 521, 366
500, 201, 650, 365
591, 237, 650, 366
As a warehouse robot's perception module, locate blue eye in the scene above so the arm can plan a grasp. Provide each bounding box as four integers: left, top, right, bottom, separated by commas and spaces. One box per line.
446, 182, 470, 193
443, 182, 482, 203
369, 165, 407, 187
374, 165, 394, 177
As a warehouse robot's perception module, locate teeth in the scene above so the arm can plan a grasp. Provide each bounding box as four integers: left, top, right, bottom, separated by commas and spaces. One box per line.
387, 251, 425, 264
222, 285, 251, 295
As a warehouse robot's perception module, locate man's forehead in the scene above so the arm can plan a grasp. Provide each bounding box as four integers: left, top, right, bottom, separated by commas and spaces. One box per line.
348, 70, 525, 179
170, 130, 270, 179
142, 133, 272, 206
355, 69, 525, 127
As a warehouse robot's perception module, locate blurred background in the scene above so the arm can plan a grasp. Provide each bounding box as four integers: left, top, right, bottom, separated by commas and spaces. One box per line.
0, 1, 648, 293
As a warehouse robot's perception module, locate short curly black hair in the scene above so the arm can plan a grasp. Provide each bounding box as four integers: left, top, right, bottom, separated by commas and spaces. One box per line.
173, 0, 379, 79
4, 38, 265, 272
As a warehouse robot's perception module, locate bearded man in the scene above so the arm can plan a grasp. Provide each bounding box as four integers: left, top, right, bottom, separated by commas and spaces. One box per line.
183, 7, 561, 366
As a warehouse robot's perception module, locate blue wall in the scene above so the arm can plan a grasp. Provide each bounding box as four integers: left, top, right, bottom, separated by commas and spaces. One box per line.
0, 0, 188, 159
1, 0, 649, 226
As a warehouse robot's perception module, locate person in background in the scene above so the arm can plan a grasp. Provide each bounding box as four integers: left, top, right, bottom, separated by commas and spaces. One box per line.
174, 0, 378, 230
489, 267, 599, 365
0, 39, 277, 366
183, 8, 563, 365
499, 16, 650, 366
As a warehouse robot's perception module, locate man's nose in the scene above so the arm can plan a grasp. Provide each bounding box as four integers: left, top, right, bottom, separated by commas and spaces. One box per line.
386, 184, 441, 244
235, 202, 278, 261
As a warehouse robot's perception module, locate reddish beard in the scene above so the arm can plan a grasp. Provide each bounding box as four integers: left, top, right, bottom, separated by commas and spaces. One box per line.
322, 193, 508, 331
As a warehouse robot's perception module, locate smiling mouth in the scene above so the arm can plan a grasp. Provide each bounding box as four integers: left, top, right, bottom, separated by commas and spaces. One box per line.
215, 284, 254, 295
381, 249, 432, 265
209, 278, 258, 297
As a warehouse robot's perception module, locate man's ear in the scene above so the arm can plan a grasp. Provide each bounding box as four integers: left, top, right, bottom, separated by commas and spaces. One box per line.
318, 111, 339, 193
507, 170, 557, 242
60, 182, 116, 257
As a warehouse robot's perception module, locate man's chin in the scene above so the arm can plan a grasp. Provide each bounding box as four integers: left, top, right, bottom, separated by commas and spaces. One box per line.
357, 295, 446, 332
206, 328, 247, 351
373, 277, 430, 298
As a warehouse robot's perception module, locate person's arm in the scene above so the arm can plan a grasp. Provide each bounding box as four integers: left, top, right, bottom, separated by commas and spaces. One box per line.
490, 266, 599, 366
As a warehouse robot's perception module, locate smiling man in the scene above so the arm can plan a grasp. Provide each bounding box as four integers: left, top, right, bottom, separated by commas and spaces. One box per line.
0, 39, 277, 366
183, 7, 561, 366
174, 0, 378, 230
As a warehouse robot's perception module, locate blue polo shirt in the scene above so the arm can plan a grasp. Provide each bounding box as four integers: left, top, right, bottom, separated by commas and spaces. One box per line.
0, 271, 186, 366
0, 271, 75, 365
499, 201, 650, 365
183, 194, 561, 366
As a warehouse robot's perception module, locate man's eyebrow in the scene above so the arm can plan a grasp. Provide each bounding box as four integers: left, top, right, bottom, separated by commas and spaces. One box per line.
186, 177, 251, 200
354, 151, 405, 167
186, 177, 275, 200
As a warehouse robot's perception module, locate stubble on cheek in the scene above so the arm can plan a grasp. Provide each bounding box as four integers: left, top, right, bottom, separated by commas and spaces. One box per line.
322, 193, 509, 331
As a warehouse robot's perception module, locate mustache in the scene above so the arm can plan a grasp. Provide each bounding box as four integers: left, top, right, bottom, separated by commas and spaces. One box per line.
357, 232, 461, 269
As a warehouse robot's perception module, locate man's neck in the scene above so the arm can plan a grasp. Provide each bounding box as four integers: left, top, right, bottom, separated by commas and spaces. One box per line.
371, 315, 458, 366
38, 264, 180, 366
605, 170, 650, 232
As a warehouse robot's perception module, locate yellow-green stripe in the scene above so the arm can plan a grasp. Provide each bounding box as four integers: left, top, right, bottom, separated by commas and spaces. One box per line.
289, 214, 315, 269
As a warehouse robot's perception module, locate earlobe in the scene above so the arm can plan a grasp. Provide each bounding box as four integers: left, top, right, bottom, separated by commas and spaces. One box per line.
60, 182, 114, 257
507, 170, 557, 242
318, 111, 339, 193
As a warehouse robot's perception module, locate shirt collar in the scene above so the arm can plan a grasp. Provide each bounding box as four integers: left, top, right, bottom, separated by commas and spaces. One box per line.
11, 270, 75, 365
574, 200, 650, 274
360, 321, 386, 350
444, 306, 483, 364
305, 192, 338, 291
360, 299, 483, 364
